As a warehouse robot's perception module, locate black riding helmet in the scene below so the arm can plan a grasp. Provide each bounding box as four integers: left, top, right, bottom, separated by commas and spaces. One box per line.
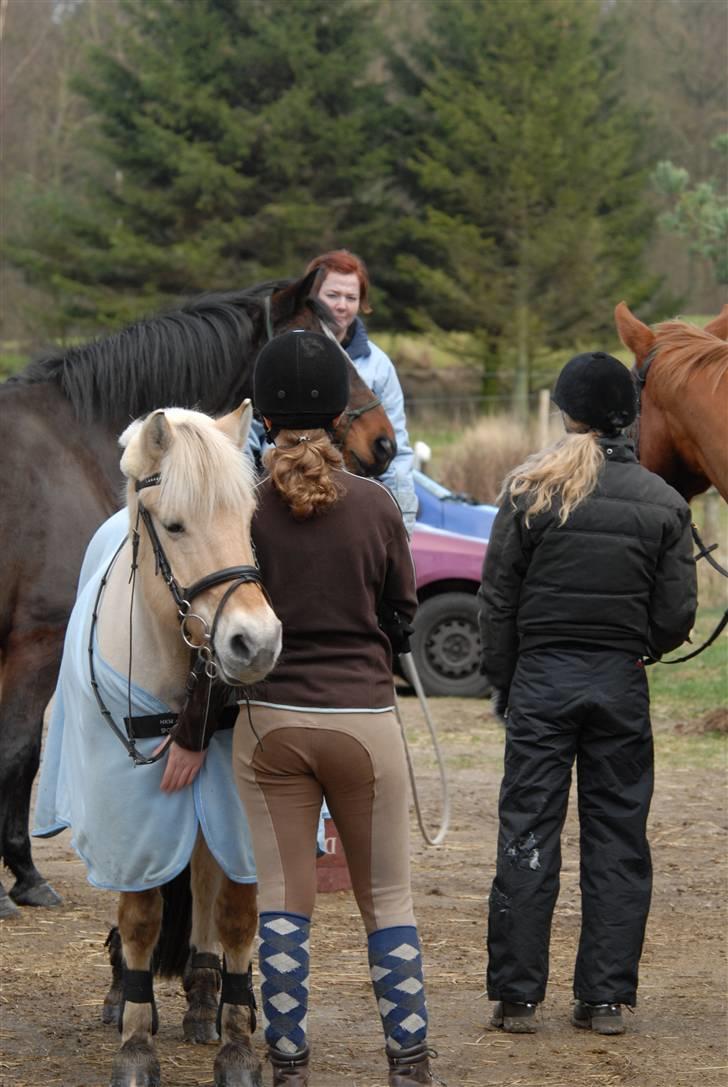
253, 330, 349, 440
552, 351, 637, 435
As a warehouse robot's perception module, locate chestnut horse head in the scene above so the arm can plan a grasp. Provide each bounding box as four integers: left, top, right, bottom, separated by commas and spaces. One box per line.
615, 301, 728, 502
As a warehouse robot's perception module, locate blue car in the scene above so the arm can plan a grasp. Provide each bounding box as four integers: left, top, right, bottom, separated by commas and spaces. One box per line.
414, 470, 497, 540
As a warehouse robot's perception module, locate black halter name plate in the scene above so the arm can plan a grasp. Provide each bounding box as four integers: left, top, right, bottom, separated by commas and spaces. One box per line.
122, 713, 178, 739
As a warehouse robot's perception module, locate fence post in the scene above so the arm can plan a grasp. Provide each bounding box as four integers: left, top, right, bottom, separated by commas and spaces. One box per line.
538, 389, 550, 449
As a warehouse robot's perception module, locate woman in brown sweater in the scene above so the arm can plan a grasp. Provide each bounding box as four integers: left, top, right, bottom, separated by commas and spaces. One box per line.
233, 330, 438, 1086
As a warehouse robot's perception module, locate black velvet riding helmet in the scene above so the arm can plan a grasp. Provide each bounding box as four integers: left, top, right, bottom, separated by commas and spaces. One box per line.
552, 351, 637, 435
253, 330, 350, 434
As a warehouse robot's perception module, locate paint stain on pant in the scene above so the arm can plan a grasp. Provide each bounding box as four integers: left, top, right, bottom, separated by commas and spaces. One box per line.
505, 832, 541, 871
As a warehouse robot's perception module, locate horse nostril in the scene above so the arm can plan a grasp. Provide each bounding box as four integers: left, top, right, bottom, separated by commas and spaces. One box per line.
231, 634, 250, 661
375, 437, 397, 463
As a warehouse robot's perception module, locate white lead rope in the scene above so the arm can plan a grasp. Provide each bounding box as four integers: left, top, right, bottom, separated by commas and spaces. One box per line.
394, 652, 451, 846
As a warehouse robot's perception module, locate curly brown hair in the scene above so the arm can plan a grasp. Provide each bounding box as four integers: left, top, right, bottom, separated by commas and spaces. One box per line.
264, 429, 347, 519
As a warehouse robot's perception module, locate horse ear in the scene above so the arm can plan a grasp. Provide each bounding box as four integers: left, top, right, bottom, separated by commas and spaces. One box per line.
120, 410, 172, 479
614, 301, 655, 361
703, 304, 728, 340
143, 410, 174, 459
269, 270, 320, 325
216, 399, 253, 451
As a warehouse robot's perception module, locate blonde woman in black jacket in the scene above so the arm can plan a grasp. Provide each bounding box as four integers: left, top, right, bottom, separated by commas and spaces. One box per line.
478, 352, 697, 1037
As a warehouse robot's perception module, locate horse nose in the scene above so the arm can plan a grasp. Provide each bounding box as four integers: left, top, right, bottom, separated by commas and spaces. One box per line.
229, 632, 280, 677
375, 436, 397, 468
231, 633, 250, 662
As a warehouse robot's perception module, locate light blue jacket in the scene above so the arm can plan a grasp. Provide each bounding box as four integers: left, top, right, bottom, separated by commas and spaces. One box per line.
345, 319, 417, 535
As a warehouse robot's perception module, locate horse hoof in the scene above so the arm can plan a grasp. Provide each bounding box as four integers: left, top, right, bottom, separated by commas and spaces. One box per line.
10, 880, 62, 908
0, 890, 22, 920
214, 1041, 263, 1087
109, 1038, 161, 1087
102, 990, 122, 1026
183, 1011, 220, 1044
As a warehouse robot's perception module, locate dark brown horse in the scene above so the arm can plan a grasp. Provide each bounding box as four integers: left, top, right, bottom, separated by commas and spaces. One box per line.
615, 301, 728, 502
0, 272, 395, 920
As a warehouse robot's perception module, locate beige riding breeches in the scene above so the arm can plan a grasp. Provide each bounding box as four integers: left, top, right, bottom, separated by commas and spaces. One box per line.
232, 705, 415, 933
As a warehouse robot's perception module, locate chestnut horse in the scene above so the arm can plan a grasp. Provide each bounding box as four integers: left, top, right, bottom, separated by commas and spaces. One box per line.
36, 403, 280, 1087
0, 272, 395, 920
615, 301, 728, 502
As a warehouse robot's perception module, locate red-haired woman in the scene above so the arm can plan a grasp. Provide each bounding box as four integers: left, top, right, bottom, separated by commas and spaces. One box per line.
305, 249, 417, 535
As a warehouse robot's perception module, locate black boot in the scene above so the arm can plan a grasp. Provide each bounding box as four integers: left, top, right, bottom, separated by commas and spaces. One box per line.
490, 1000, 538, 1033
386, 1041, 440, 1086
268, 1044, 310, 1085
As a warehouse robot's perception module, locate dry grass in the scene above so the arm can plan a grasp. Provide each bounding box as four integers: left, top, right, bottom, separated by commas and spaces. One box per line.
437, 413, 562, 504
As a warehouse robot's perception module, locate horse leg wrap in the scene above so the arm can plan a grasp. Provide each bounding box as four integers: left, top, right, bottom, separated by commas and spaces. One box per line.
368, 926, 428, 1053
119, 968, 159, 1036
216, 962, 257, 1035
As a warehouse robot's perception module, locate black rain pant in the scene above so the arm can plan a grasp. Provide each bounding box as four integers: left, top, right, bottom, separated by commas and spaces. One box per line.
487, 647, 653, 1007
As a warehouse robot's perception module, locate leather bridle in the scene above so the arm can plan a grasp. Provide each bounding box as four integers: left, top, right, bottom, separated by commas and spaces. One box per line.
88, 471, 266, 765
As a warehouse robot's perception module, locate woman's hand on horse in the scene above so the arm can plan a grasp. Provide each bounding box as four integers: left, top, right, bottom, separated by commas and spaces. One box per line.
155, 740, 207, 793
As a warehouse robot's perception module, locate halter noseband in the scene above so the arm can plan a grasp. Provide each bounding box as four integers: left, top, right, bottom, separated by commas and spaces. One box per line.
630, 346, 658, 460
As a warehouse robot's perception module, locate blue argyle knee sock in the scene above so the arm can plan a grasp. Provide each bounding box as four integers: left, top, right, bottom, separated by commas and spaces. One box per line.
259, 911, 310, 1056
368, 925, 428, 1051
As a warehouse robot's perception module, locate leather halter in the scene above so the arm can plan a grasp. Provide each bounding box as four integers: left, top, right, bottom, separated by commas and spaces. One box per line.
630, 346, 657, 461
88, 471, 266, 766
335, 395, 383, 448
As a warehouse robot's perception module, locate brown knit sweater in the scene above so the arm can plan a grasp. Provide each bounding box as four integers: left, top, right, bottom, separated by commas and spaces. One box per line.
247, 471, 417, 710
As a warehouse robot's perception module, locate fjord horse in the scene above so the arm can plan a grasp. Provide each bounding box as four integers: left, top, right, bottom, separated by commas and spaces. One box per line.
0, 272, 395, 919
615, 301, 728, 502
36, 402, 280, 1086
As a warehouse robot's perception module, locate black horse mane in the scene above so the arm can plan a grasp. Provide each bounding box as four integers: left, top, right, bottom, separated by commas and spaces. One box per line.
10, 279, 321, 430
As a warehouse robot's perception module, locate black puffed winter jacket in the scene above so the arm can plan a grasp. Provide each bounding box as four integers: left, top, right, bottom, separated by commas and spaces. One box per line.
478, 435, 697, 691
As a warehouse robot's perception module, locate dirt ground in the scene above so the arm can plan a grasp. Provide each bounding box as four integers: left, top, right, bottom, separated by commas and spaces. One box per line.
1, 696, 726, 1087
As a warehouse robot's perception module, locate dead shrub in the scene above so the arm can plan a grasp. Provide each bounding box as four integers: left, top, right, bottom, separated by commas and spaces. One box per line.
438, 414, 561, 504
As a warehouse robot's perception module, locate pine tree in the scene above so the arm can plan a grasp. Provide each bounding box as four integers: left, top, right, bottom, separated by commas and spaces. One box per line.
396, 0, 657, 416
7, 0, 395, 330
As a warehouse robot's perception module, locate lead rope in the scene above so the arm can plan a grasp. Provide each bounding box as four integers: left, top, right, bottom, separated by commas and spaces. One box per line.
646, 522, 727, 666
393, 652, 450, 846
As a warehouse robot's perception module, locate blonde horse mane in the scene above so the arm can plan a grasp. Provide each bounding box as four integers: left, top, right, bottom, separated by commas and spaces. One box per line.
123, 408, 256, 523
652, 320, 728, 399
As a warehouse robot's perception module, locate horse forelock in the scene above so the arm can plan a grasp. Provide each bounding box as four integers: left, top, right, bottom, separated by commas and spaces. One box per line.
653, 320, 728, 399
132, 409, 256, 526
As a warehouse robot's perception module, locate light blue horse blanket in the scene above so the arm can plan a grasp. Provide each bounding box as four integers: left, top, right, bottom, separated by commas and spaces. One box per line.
33, 510, 257, 892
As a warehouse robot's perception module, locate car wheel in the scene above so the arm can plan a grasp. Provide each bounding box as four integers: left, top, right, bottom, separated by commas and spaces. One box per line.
410, 592, 490, 698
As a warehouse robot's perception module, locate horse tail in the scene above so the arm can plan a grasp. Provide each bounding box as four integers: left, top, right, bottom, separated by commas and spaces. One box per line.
154, 864, 193, 978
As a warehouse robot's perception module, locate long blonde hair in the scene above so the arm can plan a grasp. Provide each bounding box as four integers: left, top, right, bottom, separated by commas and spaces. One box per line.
500, 428, 604, 526
264, 428, 346, 519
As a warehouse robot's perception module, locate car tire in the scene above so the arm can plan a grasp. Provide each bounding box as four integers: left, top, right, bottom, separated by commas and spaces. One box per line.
409, 592, 491, 698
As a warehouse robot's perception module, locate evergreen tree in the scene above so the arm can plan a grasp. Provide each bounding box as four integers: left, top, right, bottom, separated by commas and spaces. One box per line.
6, 0, 395, 330
396, 0, 657, 416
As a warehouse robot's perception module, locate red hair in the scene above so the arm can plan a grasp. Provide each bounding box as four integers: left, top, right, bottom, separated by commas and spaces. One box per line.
305, 249, 373, 315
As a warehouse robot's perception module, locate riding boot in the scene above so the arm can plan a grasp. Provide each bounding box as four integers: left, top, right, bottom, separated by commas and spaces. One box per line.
386, 1041, 438, 1086
268, 1044, 310, 1085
